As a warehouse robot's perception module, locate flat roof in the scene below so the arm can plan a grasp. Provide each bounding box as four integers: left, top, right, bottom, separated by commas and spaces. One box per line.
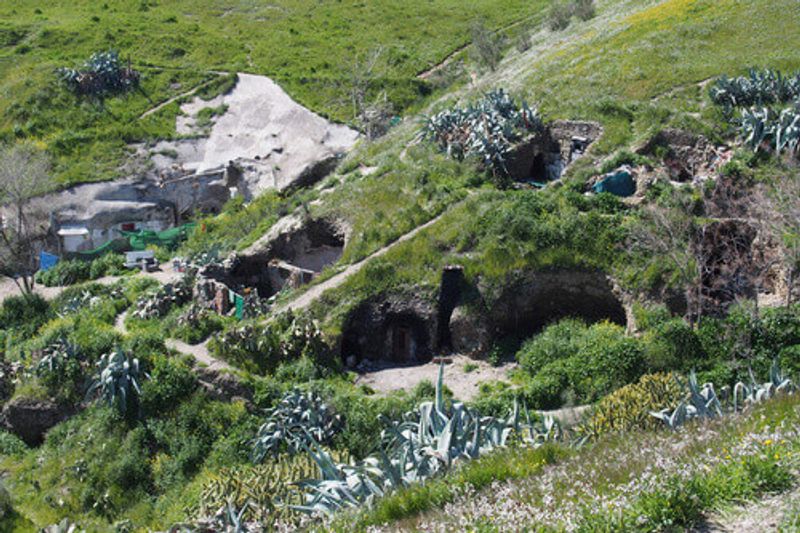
57, 227, 89, 236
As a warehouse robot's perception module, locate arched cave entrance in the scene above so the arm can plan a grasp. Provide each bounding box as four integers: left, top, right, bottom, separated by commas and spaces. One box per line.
339, 296, 437, 366
488, 270, 627, 340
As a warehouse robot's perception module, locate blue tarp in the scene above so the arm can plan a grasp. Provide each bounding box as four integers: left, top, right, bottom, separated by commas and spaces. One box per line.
592, 168, 636, 197
39, 251, 59, 271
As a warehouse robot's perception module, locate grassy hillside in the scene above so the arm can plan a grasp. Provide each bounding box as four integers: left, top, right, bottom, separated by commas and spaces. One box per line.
2, 0, 800, 530
0, 0, 547, 185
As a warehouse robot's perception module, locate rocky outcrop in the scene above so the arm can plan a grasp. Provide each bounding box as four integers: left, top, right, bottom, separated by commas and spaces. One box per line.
449, 305, 492, 357
2, 397, 75, 446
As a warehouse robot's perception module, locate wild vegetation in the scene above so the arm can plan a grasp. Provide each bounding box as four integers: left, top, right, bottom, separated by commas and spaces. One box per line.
1, 0, 800, 530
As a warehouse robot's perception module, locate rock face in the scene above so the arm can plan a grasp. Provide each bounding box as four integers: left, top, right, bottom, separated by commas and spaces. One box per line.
449, 305, 492, 356
2, 397, 74, 446
152, 73, 361, 194
195, 367, 253, 406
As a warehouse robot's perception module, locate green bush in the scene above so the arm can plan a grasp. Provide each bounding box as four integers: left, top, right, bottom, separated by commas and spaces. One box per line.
517, 320, 646, 408
0, 293, 50, 336
140, 356, 197, 418
643, 319, 705, 372
517, 318, 586, 375
0, 430, 28, 456
35, 259, 91, 287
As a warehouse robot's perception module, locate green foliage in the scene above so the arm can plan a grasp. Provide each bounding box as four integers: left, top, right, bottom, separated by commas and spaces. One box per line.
140, 356, 197, 418
0, 430, 28, 456
209, 312, 330, 375
578, 373, 683, 438
548, 0, 594, 31
710, 68, 800, 109
470, 22, 504, 72
517, 320, 646, 408
86, 348, 145, 416
252, 390, 342, 462
643, 318, 705, 373
57, 50, 140, 98
422, 89, 542, 186
35, 259, 91, 287
0, 293, 50, 337
172, 304, 224, 345
295, 365, 537, 516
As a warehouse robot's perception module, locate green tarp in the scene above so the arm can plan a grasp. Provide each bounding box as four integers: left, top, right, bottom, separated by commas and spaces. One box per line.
121, 223, 198, 251
592, 169, 635, 197
68, 223, 198, 260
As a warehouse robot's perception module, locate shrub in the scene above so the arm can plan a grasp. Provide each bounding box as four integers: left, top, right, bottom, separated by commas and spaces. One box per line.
35, 259, 91, 287
140, 356, 197, 417
0, 430, 28, 456
548, 1, 573, 31
578, 373, 683, 438
470, 22, 504, 71
572, 0, 596, 21
0, 293, 49, 335
517, 320, 647, 408
517, 318, 587, 376
643, 319, 706, 372
58, 50, 140, 98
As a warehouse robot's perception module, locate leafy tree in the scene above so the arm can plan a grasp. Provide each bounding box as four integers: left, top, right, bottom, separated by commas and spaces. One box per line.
0, 144, 51, 295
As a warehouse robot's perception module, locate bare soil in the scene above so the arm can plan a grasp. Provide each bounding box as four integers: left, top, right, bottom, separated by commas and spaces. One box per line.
355, 354, 515, 401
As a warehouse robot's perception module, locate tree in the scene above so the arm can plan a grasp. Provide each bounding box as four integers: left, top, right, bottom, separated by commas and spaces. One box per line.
757, 171, 800, 306
0, 144, 52, 295
470, 22, 504, 72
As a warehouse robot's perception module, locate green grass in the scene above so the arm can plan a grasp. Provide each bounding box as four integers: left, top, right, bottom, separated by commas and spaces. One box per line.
0, 0, 549, 185
341, 394, 800, 531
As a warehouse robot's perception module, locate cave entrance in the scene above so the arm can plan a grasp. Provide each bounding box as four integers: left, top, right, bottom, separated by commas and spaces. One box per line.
225, 218, 346, 298
489, 270, 627, 340
392, 325, 413, 362
339, 298, 437, 367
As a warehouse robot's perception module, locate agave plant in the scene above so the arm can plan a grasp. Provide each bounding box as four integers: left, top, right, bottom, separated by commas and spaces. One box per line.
36, 337, 81, 376
58, 50, 140, 97
710, 68, 800, 109
85, 348, 145, 414
252, 390, 342, 462
293, 364, 531, 516
733, 358, 796, 411
422, 89, 543, 179
738, 105, 800, 155
650, 371, 722, 429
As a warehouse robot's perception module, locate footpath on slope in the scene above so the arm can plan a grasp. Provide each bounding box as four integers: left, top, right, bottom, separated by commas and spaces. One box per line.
113, 305, 232, 373
0, 267, 181, 306
272, 209, 450, 315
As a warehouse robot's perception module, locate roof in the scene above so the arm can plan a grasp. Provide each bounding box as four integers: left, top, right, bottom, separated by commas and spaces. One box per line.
57, 227, 89, 236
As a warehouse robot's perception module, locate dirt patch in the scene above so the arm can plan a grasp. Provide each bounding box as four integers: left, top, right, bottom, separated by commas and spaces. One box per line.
637, 128, 731, 184
355, 355, 515, 401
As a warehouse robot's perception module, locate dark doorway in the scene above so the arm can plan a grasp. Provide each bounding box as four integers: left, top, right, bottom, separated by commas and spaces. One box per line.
393, 326, 412, 362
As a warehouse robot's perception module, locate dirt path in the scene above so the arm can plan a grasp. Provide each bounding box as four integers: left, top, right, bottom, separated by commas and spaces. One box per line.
165, 338, 232, 372
0, 267, 182, 306
272, 210, 449, 315
355, 355, 515, 401
139, 74, 226, 119
696, 484, 800, 532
